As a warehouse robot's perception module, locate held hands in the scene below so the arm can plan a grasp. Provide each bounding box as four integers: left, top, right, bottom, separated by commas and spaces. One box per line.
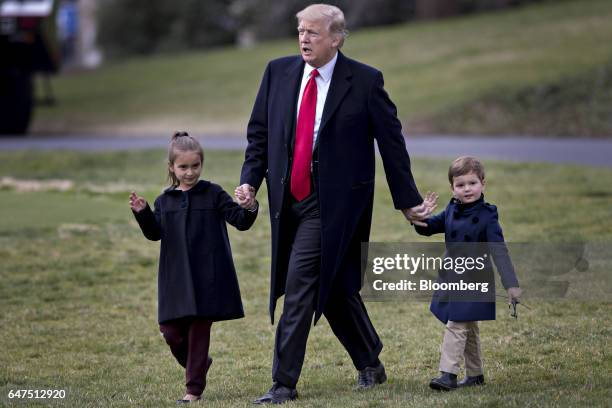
234, 183, 257, 210
129, 191, 147, 213
401, 191, 439, 227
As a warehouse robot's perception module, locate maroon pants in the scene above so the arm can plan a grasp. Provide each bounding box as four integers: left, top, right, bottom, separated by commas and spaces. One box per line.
159, 318, 212, 396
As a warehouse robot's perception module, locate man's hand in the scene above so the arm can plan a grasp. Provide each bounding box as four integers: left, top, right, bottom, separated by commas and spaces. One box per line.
401, 191, 438, 227
234, 183, 257, 210
507, 287, 522, 304
129, 191, 147, 213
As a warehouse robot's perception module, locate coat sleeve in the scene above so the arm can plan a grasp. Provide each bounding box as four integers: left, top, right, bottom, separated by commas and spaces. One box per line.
132, 197, 162, 241
240, 62, 271, 191
413, 209, 446, 236
486, 211, 519, 289
368, 71, 422, 210
216, 187, 258, 231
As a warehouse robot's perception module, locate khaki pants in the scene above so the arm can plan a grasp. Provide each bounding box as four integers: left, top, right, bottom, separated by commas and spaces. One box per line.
439, 320, 483, 376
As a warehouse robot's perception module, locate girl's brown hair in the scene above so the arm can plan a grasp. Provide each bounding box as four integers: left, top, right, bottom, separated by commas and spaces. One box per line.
167, 131, 204, 187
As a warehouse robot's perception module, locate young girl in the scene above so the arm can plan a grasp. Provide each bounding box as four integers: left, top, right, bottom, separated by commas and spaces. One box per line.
129, 131, 258, 403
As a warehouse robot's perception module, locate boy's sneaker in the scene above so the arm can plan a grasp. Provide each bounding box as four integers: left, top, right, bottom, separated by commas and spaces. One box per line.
429, 372, 457, 391
457, 374, 485, 387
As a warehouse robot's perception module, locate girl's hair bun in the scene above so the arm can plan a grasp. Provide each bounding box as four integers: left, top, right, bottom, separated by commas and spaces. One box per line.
172, 131, 189, 140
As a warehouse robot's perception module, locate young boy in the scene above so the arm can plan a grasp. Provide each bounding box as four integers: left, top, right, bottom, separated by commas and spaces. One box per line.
414, 156, 522, 391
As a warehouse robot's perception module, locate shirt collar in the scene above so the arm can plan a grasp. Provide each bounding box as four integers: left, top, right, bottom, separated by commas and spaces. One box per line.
304, 51, 338, 83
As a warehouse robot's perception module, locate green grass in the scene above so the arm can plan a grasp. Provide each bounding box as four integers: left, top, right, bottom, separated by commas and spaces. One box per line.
32, 0, 612, 136
422, 59, 612, 136
1, 150, 611, 407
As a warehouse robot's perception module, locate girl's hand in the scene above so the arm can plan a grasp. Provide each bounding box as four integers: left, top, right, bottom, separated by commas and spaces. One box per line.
129, 191, 147, 212
234, 184, 256, 209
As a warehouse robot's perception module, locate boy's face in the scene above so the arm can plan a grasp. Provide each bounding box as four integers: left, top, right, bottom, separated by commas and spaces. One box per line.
169, 151, 202, 190
451, 172, 485, 204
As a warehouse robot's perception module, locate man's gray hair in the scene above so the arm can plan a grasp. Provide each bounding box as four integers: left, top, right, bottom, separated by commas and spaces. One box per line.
296, 4, 349, 46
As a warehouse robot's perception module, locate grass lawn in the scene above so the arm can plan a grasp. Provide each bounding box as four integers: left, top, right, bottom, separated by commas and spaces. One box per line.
31, 0, 612, 136
1, 149, 611, 407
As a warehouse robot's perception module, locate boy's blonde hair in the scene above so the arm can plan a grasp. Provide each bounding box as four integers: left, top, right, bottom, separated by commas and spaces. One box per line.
167, 131, 204, 187
448, 156, 485, 184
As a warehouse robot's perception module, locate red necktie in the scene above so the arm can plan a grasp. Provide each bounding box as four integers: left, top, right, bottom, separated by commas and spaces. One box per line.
291, 69, 319, 201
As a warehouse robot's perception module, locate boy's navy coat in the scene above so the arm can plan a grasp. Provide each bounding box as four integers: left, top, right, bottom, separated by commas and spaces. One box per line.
240, 51, 422, 323
415, 195, 519, 323
133, 180, 257, 324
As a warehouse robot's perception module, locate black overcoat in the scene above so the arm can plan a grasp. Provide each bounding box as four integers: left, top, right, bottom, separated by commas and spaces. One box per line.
240, 51, 422, 323
414, 195, 519, 323
133, 180, 257, 323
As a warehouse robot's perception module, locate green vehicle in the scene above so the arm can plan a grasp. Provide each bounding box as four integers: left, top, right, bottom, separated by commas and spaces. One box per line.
0, 0, 59, 135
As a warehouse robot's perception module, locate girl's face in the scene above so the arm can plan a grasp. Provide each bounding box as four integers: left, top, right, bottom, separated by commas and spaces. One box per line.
169, 151, 202, 190
451, 172, 485, 204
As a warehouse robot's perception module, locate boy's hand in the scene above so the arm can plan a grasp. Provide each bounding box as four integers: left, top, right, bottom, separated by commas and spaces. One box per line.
402, 205, 430, 227
507, 287, 522, 304
129, 191, 147, 213
402, 191, 438, 227
423, 191, 439, 212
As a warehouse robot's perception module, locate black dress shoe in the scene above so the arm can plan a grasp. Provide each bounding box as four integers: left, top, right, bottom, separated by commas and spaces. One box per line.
356, 362, 387, 390
429, 372, 457, 391
457, 374, 485, 387
253, 383, 297, 405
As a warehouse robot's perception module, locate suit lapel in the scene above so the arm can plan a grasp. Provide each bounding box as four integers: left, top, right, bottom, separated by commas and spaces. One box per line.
282, 58, 305, 148
316, 51, 352, 147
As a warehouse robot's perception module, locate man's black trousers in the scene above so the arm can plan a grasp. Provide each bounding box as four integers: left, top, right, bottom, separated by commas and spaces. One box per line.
271, 195, 382, 388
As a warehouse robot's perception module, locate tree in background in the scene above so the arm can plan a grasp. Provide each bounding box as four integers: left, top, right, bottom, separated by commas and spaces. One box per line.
97, 0, 236, 57
97, 0, 547, 58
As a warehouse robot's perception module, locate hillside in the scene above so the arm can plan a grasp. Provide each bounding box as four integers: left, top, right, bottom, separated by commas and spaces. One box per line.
32, 0, 612, 136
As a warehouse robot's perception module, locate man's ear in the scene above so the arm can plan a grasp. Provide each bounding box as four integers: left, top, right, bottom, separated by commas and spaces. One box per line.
168, 163, 174, 174
331, 33, 341, 48
481, 179, 486, 191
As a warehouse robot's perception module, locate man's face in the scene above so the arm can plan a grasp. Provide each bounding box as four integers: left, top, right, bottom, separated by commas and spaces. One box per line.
298, 18, 340, 68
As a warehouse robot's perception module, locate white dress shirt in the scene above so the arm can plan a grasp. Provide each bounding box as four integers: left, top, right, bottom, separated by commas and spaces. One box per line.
296, 52, 338, 150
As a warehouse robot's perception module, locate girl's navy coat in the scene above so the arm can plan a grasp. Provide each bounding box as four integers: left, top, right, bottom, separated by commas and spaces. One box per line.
414, 195, 518, 323
133, 180, 257, 324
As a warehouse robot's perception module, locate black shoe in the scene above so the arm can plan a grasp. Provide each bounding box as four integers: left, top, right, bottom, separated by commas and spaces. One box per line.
457, 374, 485, 387
429, 372, 457, 391
356, 362, 387, 390
253, 383, 298, 405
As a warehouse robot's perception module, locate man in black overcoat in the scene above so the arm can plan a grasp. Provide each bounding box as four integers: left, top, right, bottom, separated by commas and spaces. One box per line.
235, 4, 433, 404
